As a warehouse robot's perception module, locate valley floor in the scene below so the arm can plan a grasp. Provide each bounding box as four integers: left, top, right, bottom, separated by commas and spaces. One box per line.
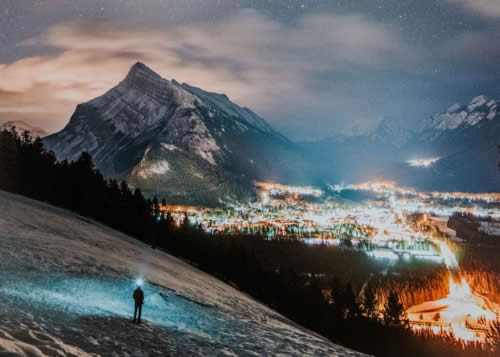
0, 190, 365, 357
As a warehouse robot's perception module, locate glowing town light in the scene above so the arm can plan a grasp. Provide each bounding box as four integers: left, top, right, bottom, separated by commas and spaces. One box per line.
436, 240, 459, 270
448, 277, 472, 298
407, 238, 499, 342
407, 157, 440, 168
261, 191, 270, 205
409, 275, 499, 342
367, 249, 399, 261
176, 177, 500, 343
256, 182, 323, 197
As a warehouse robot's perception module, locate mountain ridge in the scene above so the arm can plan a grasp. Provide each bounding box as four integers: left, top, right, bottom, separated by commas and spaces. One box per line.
0, 120, 48, 138
304, 94, 500, 191
44, 62, 307, 205
42, 61, 500, 195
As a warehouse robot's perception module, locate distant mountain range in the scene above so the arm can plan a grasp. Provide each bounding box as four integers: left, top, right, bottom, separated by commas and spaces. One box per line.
41, 62, 500, 201
307, 95, 500, 192
409, 95, 500, 191
44, 63, 308, 205
0, 120, 48, 138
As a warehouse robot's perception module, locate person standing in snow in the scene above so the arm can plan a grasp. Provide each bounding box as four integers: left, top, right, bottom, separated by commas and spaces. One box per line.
133, 284, 144, 323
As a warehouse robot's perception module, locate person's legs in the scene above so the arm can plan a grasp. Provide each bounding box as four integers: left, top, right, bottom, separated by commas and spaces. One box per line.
134, 304, 138, 323
138, 304, 142, 323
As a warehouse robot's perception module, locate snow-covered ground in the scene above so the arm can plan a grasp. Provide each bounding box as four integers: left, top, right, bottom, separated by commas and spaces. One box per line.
0, 191, 366, 356
478, 221, 500, 236
430, 216, 465, 242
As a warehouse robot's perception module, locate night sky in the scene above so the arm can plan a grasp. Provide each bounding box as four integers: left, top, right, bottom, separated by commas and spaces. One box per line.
1, 0, 499, 139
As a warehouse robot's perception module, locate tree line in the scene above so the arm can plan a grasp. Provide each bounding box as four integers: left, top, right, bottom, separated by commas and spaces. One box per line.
0, 128, 498, 356
372, 264, 450, 310
448, 213, 500, 305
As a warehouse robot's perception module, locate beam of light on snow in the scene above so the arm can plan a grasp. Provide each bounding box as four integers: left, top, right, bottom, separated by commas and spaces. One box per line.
407, 240, 499, 342
436, 240, 459, 270
0, 274, 231, 343
366, 249, 399, 261
408, 275, 500, 342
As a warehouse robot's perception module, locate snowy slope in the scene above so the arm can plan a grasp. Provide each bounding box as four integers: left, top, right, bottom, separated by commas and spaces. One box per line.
0, 190, 366, 357
179, 82, 277, 136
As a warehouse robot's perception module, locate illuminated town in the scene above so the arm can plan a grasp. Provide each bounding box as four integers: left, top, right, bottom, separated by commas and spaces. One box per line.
161, 181, 500, 342
163, 180, 500, 239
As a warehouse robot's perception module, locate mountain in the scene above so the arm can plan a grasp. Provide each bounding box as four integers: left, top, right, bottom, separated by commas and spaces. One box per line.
42, 61, 498, 195
44, 63, 307, 205
0, 190, 366, 356
302, 119, 414, 186
370, 119, 414, 148
305, 95, 500, 192
0, 120, 48, 138
425, 95, 497, 134
405, 95, 500, 191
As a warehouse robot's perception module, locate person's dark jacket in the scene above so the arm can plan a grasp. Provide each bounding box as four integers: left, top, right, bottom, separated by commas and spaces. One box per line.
133, 288, 144, 305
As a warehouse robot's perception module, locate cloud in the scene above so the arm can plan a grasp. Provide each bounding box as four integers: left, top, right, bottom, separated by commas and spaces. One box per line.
443, 30, 500, 69
0, 12, 410, 134
447, 0, 500, 18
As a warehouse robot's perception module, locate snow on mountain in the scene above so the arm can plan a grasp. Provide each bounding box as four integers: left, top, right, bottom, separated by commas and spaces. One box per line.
447, 103, 462, 113
428, 95, 498, 132
467, 95, 488, 112
304, 94, 500, 192
179, 82, 279, 136
138, 158, 171, 179
378, 95, 500, 191
46, 62, 223, 167
44, 62, 301, 205
370, 119, 412, 147
0, 190, 366, 357
0, 120, 48, 138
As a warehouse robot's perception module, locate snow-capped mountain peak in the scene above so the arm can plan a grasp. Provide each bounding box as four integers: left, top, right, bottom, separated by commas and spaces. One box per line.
429, 95, 498, 132
467, 95, 489, 112
128, 61, 162, 80
44, 63, 298, 205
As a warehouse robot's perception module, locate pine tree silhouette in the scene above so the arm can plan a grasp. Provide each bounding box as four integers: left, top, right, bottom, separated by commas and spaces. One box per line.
383, 291, 409, 328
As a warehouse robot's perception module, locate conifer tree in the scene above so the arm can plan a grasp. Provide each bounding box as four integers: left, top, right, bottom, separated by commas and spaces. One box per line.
486, 319, 500, 353
362, 284, 378, 319
383, 291, 409, 328
182, 212, 190, 232
152, 196, 161, 217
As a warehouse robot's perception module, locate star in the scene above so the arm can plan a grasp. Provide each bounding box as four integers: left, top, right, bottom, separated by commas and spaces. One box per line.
0, 0, 499, 139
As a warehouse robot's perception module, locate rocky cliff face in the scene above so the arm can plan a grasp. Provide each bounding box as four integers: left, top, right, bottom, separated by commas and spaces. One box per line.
44, 63, 304, 205
422, 95, 499, 139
